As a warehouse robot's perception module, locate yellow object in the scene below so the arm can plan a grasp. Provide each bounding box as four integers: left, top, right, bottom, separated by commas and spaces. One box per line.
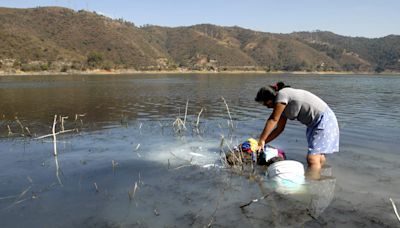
247, 138, 259, 152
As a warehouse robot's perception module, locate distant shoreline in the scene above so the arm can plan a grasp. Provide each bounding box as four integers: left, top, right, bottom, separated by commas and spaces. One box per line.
1, 69, 399, 76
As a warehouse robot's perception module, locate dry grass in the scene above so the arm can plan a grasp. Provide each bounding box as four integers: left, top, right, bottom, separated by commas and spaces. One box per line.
390, 198, 400, 223
172, 100, 189, 133
128, 182, 138, 201
221, 96, 234, 129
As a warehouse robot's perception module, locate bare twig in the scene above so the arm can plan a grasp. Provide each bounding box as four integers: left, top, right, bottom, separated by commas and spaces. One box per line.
173, 164, 194, 170
7, 125, 13, 136
112, 160, 118, 173
154, 208, 160, 216
219, 135, 225, 154
138, 172, 143, 185
221, 96, 234, 128
196, 108, 204, 127
173, 117, 186, 132
390, 198, 400, 223
135, 143, 141, 151
183, 99, 189, 126
24, 127, 32, 137
4, 185, 32, 209
0, 195, 18, 201
240, 194, 270, 209
16, 186, 32, 202
54, 155, 63, 186
27, 176, 33, 184
5, 198, 30, 210
75, 113, 86, 127
128, 182, 138, 201
15, 117, 25, 135
60, 116, 68, 131
74, 113, 86, 121
35, 129, 76, 140
194, 108, 204, 134
52, 115, 57, 156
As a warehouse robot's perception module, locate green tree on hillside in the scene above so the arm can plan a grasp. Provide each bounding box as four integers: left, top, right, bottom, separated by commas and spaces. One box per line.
87, 51, 103, 68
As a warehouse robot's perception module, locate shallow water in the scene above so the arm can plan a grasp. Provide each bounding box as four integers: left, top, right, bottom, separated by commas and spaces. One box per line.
0, 73, 399, 227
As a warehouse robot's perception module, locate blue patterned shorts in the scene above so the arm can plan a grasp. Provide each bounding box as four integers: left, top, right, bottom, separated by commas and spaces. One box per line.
306, 107, 339, 155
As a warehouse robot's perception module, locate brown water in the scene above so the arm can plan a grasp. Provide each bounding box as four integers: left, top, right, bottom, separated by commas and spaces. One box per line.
0, 74, 399, 227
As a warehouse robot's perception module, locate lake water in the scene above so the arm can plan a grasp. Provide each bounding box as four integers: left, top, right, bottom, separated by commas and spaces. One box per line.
0, 73, 399, 227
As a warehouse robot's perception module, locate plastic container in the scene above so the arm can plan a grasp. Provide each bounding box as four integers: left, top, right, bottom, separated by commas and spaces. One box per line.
267, 160, 306, 194
267, 160, 304, 178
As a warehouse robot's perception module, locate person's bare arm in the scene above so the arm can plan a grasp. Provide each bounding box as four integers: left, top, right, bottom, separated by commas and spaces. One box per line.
265, 115, 287, 144
258, 102, 286, 150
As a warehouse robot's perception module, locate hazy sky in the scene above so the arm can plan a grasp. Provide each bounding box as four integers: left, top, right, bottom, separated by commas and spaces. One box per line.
1, 0, 399, 38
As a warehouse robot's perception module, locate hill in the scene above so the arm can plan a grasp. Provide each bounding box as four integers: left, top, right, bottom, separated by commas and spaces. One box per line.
0, 7, 399, 73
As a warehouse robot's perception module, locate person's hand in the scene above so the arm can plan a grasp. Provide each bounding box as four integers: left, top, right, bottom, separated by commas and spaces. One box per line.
257, 140, 265, 152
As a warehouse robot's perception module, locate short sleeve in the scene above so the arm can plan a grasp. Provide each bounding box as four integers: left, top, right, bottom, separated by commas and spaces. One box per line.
275, 90, 289, 104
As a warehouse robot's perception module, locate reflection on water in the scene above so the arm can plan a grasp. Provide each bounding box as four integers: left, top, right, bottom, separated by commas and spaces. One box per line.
1, 74, 400, 227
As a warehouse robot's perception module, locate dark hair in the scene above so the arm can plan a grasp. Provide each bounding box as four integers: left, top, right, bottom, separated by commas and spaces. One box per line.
254, 81, 290, 102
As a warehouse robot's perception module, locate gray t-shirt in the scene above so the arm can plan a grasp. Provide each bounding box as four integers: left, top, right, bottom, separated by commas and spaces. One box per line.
275, 88, 328, 127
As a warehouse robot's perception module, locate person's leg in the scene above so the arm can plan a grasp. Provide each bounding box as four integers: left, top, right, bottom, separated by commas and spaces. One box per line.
320, 154, 326, 167
306, 154, 323, 179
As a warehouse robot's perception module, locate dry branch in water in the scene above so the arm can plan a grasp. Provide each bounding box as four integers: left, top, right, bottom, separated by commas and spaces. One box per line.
154, 208, 160, 216
390, 198, 400, 223
36, 114, 80, 139
194, 108, 204, 134
112, 160, 118, 173
5, 185, 32, 209
94, 182, 99, 193
128, 182, 138, 201
15, 117, 25, 135
52, 115, 58, 156
60, 116, 68, 131
75, 113, 86, 127
173, 117, 186, 132
135, 143, 141, 151
74, 113, 86, 121
240, 194, 270, 209
183, 99, 189, 126
173, 164, 194, 170
35, 129, 76, 140
221, 96, 234, 128
54, 155, 63, 186
24, 127, 32, 137
7, 125, 13, 136
173, 100, 190, 133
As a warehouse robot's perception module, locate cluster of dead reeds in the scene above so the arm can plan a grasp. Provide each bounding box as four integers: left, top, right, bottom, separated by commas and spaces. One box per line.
2, 113, 85, 140
171, 96, 235, 135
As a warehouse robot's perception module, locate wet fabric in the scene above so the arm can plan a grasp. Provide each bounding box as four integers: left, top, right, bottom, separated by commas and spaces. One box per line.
306, 107, 339, 154
240, 138, 258, 153
238, 138, 286, 164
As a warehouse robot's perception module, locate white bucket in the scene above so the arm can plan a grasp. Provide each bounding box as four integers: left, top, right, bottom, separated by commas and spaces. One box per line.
267, 160, 305, 178
267, 160, 306, 194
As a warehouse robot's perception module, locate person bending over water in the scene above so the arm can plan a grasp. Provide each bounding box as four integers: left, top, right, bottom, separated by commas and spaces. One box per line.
255, 82, 339, 178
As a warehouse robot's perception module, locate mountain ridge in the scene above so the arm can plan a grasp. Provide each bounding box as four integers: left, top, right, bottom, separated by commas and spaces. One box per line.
0, 7, 399, 73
